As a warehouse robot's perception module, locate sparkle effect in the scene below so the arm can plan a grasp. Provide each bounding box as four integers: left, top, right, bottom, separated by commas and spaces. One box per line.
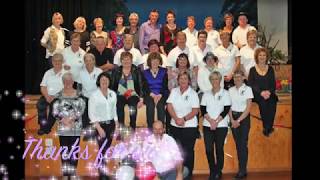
12, 109, 22, 120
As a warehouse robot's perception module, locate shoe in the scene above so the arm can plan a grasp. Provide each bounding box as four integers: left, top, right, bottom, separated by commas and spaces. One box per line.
268, 128, 274, 135
262, 128, 269, 137
214, 173, 222, 179
234, 172, 247, 179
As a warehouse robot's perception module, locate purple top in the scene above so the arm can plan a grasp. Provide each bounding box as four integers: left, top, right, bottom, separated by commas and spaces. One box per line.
139, 20, 161, 54
143, 67, 168, 96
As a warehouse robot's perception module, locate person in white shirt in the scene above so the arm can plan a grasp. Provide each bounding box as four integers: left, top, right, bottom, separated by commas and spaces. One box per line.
167, 72, 199, 179
143, 121, 187, 180
204, 16, 221, 50
113, 34, 144, 70
167, 32, 195, 69
183, 16, 198, 49
88, 72, 119, 178
200, 71, 231, 180
37, 53, 66, 135
62, 33, 86, 83
78, 53, 103, 98
240, 30, 261, 78
214, 31, 240, 90
190, 30, 213, 68
228, 70, 253, 179
40, 12, 66, 70
142, 39, 167, 70
197, 52, 226, 98
232, 12, 256, 49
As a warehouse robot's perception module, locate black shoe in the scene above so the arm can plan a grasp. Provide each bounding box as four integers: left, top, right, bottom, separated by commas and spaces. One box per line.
234, 172, 247, 179
214, 174, 222, 180
268, 128, 274, 135
263, 128, 269, 137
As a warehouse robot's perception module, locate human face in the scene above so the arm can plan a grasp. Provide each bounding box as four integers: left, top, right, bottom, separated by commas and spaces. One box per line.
99, 76, 110, 91
205, 19, 213, 30
187, 18, 195, 29
257, 51, 267, 65
247, 34, 257, 47
53, 15, 63, 26
150, 58, 160, 69
124, 35, 134, 49
116, 16, 124, 26
178, 74, 190, 89
177, 57, 188, 69
84, 56, 95, 70
75, 19, 85, 30
149, 12, 159, 24
198, 33, 207, 45
210, 74, 221, 89
176, 34, 186, 48
95, 21, 103, 32
121, 56, 133, 68
220, 33, 230, 46
71, 37, 81, 50
238, 15, 248, 27
129, 16, 138, 27
153, 121, 164, 139
52, 58, 63, 70
95, 38, 106, 52
206, 57, 216, 67
149, 44, 159, 53
166, 13, 175, 24
225, 17, 233, 26
63, 77, 74, 90
233, 73, 244, 87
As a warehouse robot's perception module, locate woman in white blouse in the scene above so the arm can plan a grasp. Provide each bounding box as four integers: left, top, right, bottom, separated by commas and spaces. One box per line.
88, 72, 118, 178
167, 71, 199, 179
228, 70, 253, 179
200, 71, 231, 180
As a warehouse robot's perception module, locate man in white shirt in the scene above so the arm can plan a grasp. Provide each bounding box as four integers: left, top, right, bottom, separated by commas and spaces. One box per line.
182, 16, 198, 49
62, 33, 86, 83
37, 53, 66, 135
232, 12, 256, 49
143, 121, 187, 180
113, 34, 144, 70
190, 30, 213, 68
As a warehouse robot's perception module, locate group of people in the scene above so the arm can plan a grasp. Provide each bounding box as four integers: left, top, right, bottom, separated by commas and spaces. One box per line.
36, 9, 278, 180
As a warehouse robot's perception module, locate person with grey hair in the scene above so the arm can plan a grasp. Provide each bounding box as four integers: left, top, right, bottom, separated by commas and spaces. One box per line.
37, 53, 66, 135
200, 71, 231, 180
49, 72, 86, 178
125, 12, 140, 51
113, 34, 144, 70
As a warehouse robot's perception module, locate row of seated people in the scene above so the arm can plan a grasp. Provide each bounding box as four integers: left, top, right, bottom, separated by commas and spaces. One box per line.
36, 46, 277, 179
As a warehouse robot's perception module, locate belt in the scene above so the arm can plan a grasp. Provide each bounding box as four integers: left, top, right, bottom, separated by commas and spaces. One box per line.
99, 120, 113, 125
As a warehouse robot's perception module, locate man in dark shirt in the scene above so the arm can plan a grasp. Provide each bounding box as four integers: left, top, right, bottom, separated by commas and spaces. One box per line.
88, 36, 114, 72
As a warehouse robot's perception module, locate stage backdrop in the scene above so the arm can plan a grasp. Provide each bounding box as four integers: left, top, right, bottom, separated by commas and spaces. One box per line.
25, 0, 257, 94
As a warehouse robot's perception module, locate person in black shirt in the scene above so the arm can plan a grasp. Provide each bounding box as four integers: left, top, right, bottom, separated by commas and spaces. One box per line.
88, 36, 114, 72
248, 47, 278, 137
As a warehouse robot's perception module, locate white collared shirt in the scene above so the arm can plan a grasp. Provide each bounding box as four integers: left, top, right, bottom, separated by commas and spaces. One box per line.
232, 24, 256, 47
229, 84, 253, 112
201, 88, 231, 128
206, 29, 221, 50
240, 44, 261, 76
40, 68, 66, 96
183, 28, 198, 49
167, 46, 196, 68
40, 25, 65, 58
78, 67, 103, 98
143, 134, 183, 173
62, 46, 86, 82
197, 66, 226, 93
190, 44, 213, 68
88, 88, 118, 123
214, 43, 240, 75
166, 86, 199, 128
113, 47, 143, 66
142, 53, 167, 70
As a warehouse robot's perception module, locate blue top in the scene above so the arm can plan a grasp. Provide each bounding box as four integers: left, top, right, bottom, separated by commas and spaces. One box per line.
143, 67, 168, 96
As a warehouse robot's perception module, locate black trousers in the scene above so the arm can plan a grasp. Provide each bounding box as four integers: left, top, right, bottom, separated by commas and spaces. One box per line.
171, 126, 197, 179
231, 112, 250, 174
59, 136, 80, 176
82, 97, 90, 129
257, 98, 277, 131
203, 126, 228, 177
143, 95, 167, 128
165, 109, 171, 135
116, 95, 139, 129
36, 96, 49, 128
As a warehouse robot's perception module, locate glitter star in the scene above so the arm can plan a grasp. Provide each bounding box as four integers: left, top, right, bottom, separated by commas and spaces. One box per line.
16, 90, 23, 98
7, 136, 14, 144
12, 109, 22, 120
